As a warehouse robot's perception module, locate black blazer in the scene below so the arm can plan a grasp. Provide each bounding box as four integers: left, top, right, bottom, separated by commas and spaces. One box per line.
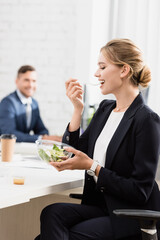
63, 93, 160, 239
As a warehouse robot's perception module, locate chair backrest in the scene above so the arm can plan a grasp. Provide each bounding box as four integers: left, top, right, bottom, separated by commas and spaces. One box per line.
141, 87, 150, 104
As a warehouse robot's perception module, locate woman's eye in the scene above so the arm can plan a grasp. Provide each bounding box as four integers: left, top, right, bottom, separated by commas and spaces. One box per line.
100, 67, 105, 70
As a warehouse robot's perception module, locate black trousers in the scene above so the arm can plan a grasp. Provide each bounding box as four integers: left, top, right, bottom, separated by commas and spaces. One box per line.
34, 202, 114, 240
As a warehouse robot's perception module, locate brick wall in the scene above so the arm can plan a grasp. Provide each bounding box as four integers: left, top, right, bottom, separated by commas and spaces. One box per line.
0, 0, 86, 135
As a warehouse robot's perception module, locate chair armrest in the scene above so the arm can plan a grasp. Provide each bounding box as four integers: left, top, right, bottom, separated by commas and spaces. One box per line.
113, 209, 160, 237
69, 193, 83, 200
113, 209, 160, 221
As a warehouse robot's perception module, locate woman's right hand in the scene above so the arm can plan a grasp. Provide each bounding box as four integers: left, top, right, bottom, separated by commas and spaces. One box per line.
65, 78, 84, 112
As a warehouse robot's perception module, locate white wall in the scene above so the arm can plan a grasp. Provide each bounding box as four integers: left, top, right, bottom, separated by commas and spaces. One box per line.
0, 0, 93, 135
0, 0, 159, 137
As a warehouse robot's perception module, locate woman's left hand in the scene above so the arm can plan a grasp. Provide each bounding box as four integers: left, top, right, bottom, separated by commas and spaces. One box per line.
50, 147, 93, 171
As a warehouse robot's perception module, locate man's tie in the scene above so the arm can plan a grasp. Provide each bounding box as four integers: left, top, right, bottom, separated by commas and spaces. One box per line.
26, 99, 32, 129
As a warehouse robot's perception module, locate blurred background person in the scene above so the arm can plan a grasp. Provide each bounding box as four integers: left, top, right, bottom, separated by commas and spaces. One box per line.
0, 65, 62, 142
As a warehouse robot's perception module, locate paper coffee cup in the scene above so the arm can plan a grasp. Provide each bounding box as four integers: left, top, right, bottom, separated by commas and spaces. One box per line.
1, 134, 17, 162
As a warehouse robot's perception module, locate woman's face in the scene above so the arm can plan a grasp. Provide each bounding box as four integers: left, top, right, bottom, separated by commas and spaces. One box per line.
94, 52, 124, 95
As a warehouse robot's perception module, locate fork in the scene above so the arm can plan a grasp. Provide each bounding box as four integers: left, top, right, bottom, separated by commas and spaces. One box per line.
85, 82, 100, 86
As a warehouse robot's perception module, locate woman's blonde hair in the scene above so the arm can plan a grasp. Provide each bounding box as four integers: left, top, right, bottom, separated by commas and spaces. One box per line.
101, 39, 151, 88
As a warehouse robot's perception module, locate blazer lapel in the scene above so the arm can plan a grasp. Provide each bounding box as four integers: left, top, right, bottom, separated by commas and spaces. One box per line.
105, 93, 145, 169
21, 104, 28, 131
15, 91, 28, 131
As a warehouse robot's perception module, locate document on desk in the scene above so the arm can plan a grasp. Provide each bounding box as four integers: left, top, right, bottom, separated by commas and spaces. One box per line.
12, 160, 52, 169
0, 154, 53, 169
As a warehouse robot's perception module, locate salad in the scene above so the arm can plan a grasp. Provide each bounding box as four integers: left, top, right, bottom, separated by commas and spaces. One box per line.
38, 144, 68, 162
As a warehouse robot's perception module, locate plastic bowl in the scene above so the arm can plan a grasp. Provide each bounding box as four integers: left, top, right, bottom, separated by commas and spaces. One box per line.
35, 139, 73, 163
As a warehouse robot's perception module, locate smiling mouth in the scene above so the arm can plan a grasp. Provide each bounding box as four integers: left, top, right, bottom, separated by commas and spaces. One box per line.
99, 80, 105, 85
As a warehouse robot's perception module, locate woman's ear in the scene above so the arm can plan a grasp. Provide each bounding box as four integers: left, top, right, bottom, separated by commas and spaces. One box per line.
120, 64, 130, 78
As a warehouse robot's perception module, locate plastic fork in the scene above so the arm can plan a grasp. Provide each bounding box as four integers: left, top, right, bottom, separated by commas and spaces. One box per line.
85, 82, 100, 86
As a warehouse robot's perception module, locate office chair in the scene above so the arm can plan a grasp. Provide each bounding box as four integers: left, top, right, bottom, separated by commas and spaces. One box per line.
113, 209, 160, 240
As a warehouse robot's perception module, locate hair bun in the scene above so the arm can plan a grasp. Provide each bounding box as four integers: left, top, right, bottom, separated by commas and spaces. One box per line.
139, 65, 151, 88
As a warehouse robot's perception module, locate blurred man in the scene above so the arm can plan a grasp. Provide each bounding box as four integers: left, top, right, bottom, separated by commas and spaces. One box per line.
0, 65, 61, 142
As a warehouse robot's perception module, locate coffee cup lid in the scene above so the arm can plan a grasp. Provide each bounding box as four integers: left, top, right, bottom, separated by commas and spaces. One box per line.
0, 134, 17, 139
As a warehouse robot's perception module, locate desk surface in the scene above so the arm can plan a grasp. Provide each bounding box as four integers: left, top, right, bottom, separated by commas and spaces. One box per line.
0, 143, 84, 209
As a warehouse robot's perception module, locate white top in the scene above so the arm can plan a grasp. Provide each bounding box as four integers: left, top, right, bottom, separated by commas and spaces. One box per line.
93, 110, 124, 180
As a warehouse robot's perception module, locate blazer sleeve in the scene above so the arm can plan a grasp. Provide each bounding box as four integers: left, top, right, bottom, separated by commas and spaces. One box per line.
0, 98, 45, 142
96, 111, 160, 205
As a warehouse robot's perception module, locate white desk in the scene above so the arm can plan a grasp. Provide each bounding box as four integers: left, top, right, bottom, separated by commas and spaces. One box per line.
0, 143, 84, 240
0, 163, 84, 209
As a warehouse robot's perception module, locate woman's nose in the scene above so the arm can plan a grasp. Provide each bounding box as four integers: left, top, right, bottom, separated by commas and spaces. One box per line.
94, 69, 100, 78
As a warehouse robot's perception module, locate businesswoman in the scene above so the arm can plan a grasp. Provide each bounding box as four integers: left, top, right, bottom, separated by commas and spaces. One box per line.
35, 39, 160, 240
